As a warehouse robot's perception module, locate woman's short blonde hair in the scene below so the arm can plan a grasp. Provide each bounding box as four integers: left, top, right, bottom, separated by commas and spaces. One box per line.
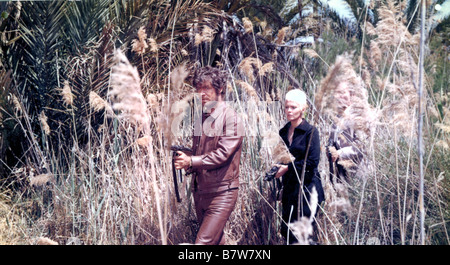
285, 89, 307, 109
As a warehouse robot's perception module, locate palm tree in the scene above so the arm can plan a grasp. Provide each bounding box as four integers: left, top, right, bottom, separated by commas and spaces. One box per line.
278, 0, 376, 37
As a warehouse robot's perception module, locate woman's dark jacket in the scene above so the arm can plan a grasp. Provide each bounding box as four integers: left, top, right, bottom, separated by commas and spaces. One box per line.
279, 119, 325, 220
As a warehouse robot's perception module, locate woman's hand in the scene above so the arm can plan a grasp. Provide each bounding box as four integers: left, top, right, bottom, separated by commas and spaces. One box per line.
275, 164, 288, 178
329, 146, 340, 162
174, 151, 192, 170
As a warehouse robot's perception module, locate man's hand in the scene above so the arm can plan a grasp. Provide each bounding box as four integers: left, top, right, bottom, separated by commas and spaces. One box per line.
275, 164, 288, 178
174, 151, 192, 170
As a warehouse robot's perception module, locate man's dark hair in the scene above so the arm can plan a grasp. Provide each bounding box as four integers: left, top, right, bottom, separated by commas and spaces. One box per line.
192, 66, 228, 95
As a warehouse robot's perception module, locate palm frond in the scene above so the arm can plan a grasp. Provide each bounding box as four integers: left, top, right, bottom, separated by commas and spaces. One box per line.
9, 1, 68, 113
318, 0, 358, 30
63, 0, 113, 54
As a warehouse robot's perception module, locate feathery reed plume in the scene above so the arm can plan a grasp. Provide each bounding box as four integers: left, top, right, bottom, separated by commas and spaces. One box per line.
195, 25, 215, 46
131, 26, 148, 55
368, 41, 382, 71
236, 80, 258, 99
61, 80, 74, 106
136, 135, 152, 147
36, 237, 58, 245
30, 173, 52, 187
89, 91, 112, 113
108, 49, 150, 129
146, 93, 159, 108
303, 48, 329, 67
108, 48, 166, 244
164, 63, 192, 148
365, 22, 376, 36
170, 62, 189, 93
270, 135, 294, 164
367, 2, 421, 137
148, 37, 158, 53
259, 20, 267, 32
303, 48, 319, 59
39, 111, 50, 135
329, 183, 351, 213
275, 26, 289, 45
272, 142, 294, 164
328, 146, 339, 160
374, 2, 417, 48
242, 17, 253, 34
238, 57, 262, 83
289, 187, 318, 245
11, 94, 21, 114
259, 62, 274, 77
202, 25, 215, 43
315, 54, 376, 135
169, 94, 193, 134
262, 130, 294, 165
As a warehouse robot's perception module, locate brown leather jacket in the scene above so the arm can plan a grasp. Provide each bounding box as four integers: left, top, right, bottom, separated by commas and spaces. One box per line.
190, 102, 244, 194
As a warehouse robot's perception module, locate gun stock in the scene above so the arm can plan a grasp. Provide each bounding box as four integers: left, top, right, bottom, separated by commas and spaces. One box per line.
170, 145, 193, 203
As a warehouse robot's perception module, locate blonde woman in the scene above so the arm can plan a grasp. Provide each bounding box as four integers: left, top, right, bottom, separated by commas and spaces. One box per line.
274, 89, 324, 244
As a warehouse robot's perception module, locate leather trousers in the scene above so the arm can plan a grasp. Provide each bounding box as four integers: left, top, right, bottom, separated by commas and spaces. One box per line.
193, 188, 238, 245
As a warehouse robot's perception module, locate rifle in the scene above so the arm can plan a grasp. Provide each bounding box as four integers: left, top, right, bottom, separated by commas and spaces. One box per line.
264, 165, 280, 181
170, 145, 193, 203
264, 165, 283, 201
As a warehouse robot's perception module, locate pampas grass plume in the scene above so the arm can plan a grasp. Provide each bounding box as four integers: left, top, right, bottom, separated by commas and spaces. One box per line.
89, 91, 112, 113
195, 25, 215, 46
239, 57, 262, 83
275, 27, 289, 45
39, 111, 50, 135
242, 17, 253, 34
236, 80, 258, 99
149, 37, 158, 53
30, 173, 52, 187
259, 62, 274, 76
61, 80, 74, 106
109, 49, 150, 128
132, 26, 148, 55
11, 94, 21, 113
137, 135, 152, 147
303, 49, 319, 59
171, 63, 189, 92
36, 237, 58, 245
